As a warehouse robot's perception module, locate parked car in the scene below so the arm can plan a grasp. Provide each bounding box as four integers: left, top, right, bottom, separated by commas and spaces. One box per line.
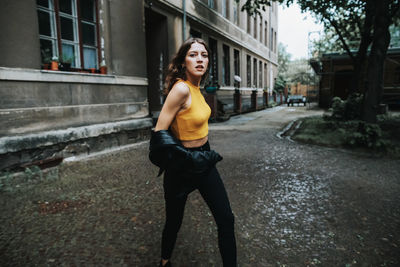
287, 95, 307, 106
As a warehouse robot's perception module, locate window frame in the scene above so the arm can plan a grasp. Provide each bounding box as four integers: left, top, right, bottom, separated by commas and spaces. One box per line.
253, 58, 257, 87
259, 61, 263, 88
234, 49, 240, 77
253, 15, 257, 39
264, 21, 268, 47
37, 0, 100, 70
37, 1, 58, 62
209, 38, 218, 84
247, 55, 251, 87
222, 44, 230, 86
233, 2, 239, 25
208, 0, 215, 9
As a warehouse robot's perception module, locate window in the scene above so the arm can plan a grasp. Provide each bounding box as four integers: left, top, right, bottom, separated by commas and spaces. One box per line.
274, 31, 277, 52
190, 28, 202, 38
259, 61, 263, 88
222, 0, 229, 19
264, 63, 268, 88
247, 55, 251, 87
37, 0, 99, 69
234, 49, 240, 76
222, 44, 230, 86
264, 21, 268, 46
208, 0, 214, 9
247, 13, 251, 34
233, 2, 239, 25
253, 16, 257, 39
37, 0, 58, 65
259, 17, 263, 42
270, 27, 274, 51
209, 38, 218, 84
253, 58, 257, 87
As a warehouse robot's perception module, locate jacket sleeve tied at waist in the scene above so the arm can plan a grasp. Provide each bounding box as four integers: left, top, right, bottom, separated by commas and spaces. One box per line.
149, 130, 223, 177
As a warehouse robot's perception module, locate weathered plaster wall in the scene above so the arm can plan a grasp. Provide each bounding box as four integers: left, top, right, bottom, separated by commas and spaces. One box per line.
0, 0, 41, 69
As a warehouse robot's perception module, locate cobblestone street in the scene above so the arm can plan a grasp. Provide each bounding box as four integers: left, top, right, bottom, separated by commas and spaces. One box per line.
1, 106, 400, 266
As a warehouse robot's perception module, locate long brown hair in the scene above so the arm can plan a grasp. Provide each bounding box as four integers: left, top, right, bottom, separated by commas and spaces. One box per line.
164, 37, 210, 95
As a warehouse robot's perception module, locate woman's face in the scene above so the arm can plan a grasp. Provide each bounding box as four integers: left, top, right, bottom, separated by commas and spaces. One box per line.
184, 42, 209, 78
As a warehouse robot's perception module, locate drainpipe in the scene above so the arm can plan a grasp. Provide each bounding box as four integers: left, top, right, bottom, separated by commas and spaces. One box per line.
182, 0, 186, 41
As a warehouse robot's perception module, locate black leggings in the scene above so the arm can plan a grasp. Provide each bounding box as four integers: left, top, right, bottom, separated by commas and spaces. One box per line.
161, 142, 237, 267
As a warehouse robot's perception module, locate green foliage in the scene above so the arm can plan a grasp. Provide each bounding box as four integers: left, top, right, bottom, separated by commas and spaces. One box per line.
330, 93, 363, 121
0, 166, 59, 192
61, 54, 73, 64
24, 166, 43, 181
294, 115, 397, 154
346, 121, 386, 149
322, 93, 387, 149
278, 43, 291, 73
274, 74, 287, 92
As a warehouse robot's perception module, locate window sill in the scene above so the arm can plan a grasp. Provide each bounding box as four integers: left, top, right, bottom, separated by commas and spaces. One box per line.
0, 67, 148, 86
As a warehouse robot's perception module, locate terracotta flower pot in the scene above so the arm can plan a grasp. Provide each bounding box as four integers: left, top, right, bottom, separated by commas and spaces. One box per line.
100, 66, 107, 74
51, 60, 59, 70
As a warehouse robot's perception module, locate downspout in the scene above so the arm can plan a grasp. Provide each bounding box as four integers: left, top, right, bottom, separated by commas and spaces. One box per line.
182, 0, 186, 41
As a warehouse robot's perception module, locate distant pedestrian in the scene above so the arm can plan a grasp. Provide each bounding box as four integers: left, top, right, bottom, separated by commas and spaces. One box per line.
149, 37, 237, 267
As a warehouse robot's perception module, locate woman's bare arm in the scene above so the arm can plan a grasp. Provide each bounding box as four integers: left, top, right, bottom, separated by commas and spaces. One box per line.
154, 82, 190, 131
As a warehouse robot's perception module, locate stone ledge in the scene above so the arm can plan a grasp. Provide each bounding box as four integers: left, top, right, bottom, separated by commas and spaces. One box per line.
0, 67, 148, 86
0, 118, 153, 154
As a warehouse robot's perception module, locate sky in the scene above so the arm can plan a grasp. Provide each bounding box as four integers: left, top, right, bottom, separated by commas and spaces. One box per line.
278, 3, 324, 60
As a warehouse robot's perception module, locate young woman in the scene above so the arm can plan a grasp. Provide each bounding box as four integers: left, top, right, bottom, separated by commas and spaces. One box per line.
151, 38, 237, 267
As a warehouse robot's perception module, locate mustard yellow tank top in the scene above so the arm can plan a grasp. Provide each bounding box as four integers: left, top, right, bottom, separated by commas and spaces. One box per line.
170, 79, 211, 141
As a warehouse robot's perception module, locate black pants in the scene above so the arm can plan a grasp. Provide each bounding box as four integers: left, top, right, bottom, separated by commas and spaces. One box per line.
161, 142, 237, 267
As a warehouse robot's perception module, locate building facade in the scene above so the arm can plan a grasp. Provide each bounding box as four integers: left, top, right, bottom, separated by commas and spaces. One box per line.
0, 0, 278, 171
314, 49, 400, 108
311, 25, 400, 108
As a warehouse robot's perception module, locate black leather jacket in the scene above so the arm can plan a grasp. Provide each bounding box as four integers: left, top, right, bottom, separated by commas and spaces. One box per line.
149, 130, 223, 177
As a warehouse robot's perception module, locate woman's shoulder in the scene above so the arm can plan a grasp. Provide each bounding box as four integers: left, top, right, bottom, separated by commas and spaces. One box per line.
171, 79, 190, 96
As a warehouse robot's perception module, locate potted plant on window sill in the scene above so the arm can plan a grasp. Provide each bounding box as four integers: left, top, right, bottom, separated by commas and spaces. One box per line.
100, 60, 107, 74
51, 56, 59, 71
59, 55, 73, 71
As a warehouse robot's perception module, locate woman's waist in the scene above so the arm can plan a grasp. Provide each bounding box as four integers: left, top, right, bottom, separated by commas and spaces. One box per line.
181, 136, 209, 150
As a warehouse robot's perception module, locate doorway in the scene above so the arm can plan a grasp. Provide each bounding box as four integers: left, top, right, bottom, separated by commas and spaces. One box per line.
145, 8, 168, 117
333, 70, 353, 100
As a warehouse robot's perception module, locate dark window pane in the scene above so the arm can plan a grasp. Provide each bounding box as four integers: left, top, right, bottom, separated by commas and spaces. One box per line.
247, 55, 251, 87
38, 10, 51, 36
81, 22, 95, 45
234, 50, 240, 76
80, 0, 94, 21
60, 16, 74, 40
223, 45, 230, 86
37, 0, 49, 8
40, 39, 54, 63
209, 38, 218, 83
59, 0, 72, 14
253, 58, 257, 87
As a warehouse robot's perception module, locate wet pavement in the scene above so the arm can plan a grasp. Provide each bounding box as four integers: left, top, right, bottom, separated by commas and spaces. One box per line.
1, 105, 400, 266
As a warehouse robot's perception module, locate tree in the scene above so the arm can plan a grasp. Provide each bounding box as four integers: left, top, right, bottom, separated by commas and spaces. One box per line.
287, 59, 316, 85
274, 74, 287, 93
275, 42, 291, 92
238, 0, 400, 123
278, 42, 291, 74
